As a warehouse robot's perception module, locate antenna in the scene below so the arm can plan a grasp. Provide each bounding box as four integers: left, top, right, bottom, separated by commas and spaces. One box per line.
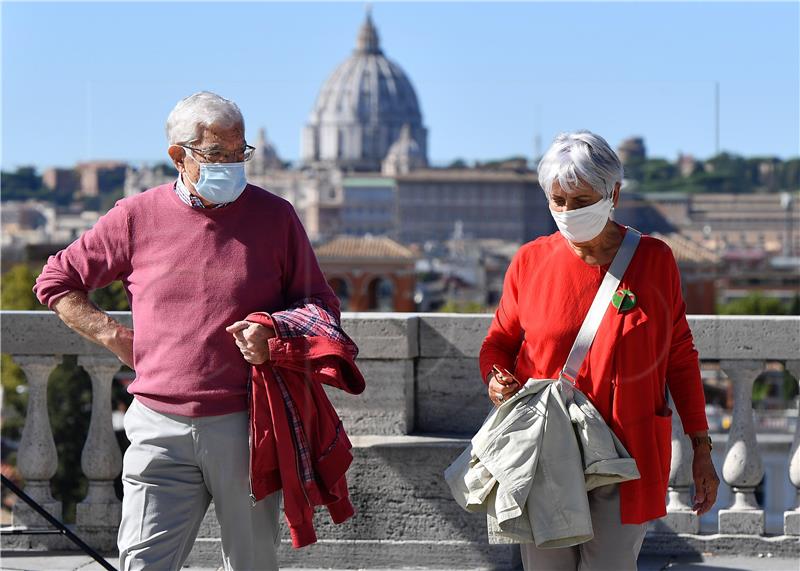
533, 104, 542, 164
714, 81, 720, 156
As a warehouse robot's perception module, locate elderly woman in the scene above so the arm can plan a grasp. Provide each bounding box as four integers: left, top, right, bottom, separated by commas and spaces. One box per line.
479, 130, 719, 570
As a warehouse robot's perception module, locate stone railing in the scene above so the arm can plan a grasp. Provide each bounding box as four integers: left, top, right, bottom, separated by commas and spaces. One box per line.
1, 312, 799, 567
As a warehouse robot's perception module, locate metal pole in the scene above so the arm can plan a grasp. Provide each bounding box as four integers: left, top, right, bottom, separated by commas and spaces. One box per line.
1, 475, 117, 571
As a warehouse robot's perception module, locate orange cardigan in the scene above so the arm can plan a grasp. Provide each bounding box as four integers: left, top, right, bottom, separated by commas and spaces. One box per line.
479, 224, 708, 524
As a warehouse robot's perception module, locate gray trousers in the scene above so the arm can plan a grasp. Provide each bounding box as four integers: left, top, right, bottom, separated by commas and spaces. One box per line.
520, 484, 648, 571
118, 398, 282, 571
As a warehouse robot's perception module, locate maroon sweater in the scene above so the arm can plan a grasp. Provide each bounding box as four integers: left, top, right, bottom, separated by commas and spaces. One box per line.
33, 183, 340, 416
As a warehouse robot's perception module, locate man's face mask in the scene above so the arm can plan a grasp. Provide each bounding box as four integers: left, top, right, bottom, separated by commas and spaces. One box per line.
183, 148, 247, 204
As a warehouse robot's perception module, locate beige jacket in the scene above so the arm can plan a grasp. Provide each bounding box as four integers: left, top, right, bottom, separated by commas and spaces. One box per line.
444, 378, 640, 548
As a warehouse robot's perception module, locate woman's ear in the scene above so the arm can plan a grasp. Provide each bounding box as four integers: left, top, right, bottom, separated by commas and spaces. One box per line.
167, 145, 186, 174
612, 182, 621, 208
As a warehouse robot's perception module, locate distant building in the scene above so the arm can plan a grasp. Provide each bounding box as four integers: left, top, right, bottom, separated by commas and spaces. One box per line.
42, 168, 78, 197
1, 200, 100, 272
644, 192, 800, 255
394, 168, 554, 244
301, 9, 428, 173
339, 176, 396, 237
315, 235, 418, 311
677, 153, 701, 178
617, 137, 647, 165
124, 165, 175, 198
641, 191, 800, 308
649, 231, 721, 314
76, 161, 127, 196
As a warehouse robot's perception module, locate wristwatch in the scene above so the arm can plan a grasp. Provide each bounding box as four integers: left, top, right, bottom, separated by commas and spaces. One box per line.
690, 435, 713, 451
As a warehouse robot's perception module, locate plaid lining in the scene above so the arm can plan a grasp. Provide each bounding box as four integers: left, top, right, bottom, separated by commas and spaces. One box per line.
268, 297, 357, 490
272, 368, 315, 486
270, 297, 356, 356
174, 176, 229, 209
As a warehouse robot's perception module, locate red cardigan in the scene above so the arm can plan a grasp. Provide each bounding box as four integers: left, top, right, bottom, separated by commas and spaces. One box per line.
479, 224, 708, 524
246, 310, 366, 548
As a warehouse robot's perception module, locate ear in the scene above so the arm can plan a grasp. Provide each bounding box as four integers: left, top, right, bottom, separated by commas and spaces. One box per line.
612, 182, 621, 208
168, 145, 187, 173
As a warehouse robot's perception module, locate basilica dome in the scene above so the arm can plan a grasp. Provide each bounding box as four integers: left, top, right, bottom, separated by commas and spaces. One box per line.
301, 10, 428, 172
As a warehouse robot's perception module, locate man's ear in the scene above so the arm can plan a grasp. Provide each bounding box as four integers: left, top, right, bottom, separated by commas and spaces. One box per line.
167, 145, 186, 173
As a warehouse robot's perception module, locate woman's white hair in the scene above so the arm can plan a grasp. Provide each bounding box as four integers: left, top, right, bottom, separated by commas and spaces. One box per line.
165, 91, 245, 145
537, 130, 624, 200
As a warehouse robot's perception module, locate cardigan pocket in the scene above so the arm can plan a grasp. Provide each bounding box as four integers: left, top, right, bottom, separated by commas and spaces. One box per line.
654, 407, 673, 489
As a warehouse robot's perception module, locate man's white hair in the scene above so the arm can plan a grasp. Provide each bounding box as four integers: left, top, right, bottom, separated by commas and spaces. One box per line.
165, 91, 245, 145
537, 130, 623, 200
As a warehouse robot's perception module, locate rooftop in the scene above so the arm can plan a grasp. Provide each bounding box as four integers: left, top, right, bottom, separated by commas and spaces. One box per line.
315, 235, 417, 260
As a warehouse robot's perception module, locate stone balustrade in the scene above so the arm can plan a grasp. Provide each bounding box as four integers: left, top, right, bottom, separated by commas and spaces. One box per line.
2, 311, 799, 567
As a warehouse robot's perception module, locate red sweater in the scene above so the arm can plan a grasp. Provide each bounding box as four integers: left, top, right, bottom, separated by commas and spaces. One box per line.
32, 183, 340, 417
479, 223, 708, 524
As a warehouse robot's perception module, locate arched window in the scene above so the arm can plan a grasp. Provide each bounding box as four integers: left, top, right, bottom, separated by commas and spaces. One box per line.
328, 277, 350, 311
366, 276, 394, 311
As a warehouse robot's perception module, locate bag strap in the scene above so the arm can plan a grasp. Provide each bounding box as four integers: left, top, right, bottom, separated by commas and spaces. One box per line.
560, 226, 642, 384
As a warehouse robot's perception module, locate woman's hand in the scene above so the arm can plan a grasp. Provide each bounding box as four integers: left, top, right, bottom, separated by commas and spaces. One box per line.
226, 320, 276, 365
488, 366, 522, 407
691, 446, 719, 515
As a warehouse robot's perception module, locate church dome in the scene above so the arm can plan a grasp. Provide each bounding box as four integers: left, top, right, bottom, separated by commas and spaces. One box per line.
302, 9, 428, 172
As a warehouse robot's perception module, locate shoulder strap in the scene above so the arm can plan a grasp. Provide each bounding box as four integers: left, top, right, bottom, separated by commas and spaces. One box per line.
560, 226, 641, 384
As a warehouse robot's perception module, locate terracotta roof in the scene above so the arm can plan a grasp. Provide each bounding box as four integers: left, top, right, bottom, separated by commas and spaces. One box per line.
650, 232, 721, 265
315, 235, 417, 259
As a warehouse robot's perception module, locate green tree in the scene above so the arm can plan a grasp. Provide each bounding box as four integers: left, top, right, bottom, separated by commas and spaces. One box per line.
1, 264, 44, 310
438, 300, 488, 313
781, 159, 800, 190
717, 293, 791, 315
639, 158, 679, 192
90, 280, 130, 311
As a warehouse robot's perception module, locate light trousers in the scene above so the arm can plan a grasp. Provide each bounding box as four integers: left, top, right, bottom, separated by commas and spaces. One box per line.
520, 484, 648, 571
118, 398, 282, 571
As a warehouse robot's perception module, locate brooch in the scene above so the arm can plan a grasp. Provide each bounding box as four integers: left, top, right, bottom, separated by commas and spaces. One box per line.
611, 288, 637, 312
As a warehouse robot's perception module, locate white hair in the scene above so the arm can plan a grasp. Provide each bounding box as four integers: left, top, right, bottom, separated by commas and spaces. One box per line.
165, 91, 245, 145
537, 130, 624, 200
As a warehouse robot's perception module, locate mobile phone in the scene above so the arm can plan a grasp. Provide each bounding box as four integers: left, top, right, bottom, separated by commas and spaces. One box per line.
492, 364, 519, 386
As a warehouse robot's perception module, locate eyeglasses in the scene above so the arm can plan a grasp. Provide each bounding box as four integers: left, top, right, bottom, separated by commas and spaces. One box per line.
181, 143, 256, 163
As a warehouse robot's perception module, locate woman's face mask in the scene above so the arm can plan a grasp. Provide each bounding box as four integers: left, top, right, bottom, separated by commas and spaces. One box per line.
549, 191, 614, 243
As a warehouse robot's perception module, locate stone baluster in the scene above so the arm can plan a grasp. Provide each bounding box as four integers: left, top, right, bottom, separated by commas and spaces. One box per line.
11, 355, 62, 527
784, 359, 800, 535
661, 394, 700, 533
76, 354, 123, 550
718, 359, 765, 535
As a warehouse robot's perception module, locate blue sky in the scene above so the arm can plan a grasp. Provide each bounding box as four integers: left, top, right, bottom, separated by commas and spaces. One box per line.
2, 1, 798, 170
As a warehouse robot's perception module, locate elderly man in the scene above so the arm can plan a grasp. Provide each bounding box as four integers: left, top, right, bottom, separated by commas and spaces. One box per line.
33, 91, 340, 570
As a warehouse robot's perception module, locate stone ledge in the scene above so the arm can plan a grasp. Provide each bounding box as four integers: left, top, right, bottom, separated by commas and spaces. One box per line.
641, 532, 800, 558
349, 434, 469, 447
4, 311, 799, 362
187, 538, 519, 570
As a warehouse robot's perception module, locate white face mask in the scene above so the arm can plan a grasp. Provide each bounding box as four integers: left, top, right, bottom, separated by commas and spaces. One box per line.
184, 150, 247, 204
550, 196, 613, 243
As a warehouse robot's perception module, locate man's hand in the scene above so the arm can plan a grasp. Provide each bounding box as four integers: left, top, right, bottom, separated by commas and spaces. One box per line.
52, 292, 134, 368
226, 320, 276, 365
691, 444, 719, 515
105, 325, 135, 369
